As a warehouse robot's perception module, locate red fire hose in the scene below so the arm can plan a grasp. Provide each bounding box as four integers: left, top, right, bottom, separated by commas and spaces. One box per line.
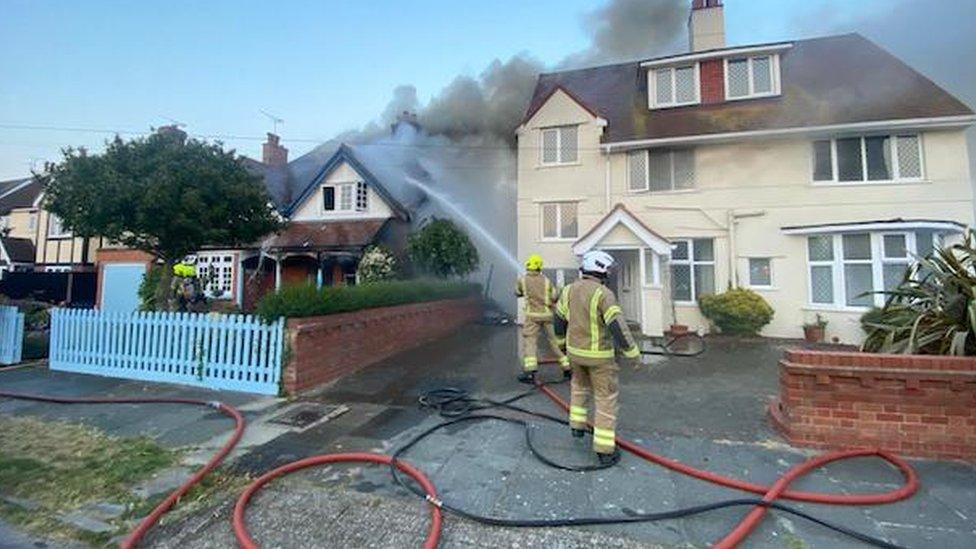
232, 453, 442, 549
0, 390, 245, 549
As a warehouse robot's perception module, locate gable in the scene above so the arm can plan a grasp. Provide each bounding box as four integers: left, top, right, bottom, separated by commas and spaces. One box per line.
573, 204, 670, 256
520, 87, 603, 130
290, 159, 395, 221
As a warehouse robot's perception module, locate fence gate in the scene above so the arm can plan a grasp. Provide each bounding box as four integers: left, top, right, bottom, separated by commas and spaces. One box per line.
49, 309, 284, 395
0, 305, 24, 365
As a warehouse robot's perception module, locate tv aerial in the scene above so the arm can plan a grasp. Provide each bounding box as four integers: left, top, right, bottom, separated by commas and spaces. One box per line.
260, 110, 284, 134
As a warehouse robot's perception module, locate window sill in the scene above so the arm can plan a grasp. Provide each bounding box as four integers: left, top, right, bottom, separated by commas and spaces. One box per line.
747, 285, 777, 291
648, 101, 701, 110
537, 161, 582, 170
724, 91, 781, 102
811, 179, 929, 188
802, 304, 871, 314
627, 188, 698, 195
540, 237, 578, 243
673, 302, 699, 308
47, 234, 72, 240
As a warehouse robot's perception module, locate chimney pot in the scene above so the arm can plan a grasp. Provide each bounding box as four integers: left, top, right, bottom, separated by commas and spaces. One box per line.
262, 132, 288, 166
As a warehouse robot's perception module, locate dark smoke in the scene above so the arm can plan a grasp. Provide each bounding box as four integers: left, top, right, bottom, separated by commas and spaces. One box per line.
559, 0, 685, 69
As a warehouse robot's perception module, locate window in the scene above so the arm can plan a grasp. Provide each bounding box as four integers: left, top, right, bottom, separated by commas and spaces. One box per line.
47, 214, 70, 238
805, 231, 940, 309
641, 248, 660, 286
812, 134, 923, 183
628, 149, 695, 192
725, 55, 779, 100
44, 265, 72, 273
195, 253, 234, 299
670, 238, 714, 303
540, 202, 578, 240
324, 182, 366, 212
356, 181, 368, 211
540, 126, 578, 165
323, 187, 335, 211
650, 64, 699, 108
748, 258, 772, 287
338, 183, 354, 211
28, 213, 37, 231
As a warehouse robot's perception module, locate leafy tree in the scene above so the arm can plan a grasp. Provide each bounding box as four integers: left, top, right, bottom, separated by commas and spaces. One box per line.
39, 129, 282, 308
408, 218, 479, 278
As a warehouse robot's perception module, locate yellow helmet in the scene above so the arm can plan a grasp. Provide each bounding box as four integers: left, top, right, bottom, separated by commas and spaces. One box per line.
525, 254, 543, 271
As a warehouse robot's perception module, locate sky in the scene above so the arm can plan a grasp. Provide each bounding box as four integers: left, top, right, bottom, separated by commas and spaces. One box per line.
0, 0, 971, 180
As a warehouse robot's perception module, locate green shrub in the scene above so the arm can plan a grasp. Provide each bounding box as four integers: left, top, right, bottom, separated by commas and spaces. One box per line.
699, 288, 774, 336
255, 279, 481, 322
862, 229, 976, 355
408, 219, 479, 278
357, 245, 398, 283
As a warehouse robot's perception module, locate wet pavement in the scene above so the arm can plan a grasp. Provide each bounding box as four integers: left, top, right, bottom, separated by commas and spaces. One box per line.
3, 326, 976, 548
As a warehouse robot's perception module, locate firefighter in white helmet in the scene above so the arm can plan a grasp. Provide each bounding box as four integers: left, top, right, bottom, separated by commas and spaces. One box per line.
516, 254, 570, 384
554, 250, 641, 466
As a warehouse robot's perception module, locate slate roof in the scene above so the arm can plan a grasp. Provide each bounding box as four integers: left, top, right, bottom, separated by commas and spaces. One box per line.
0, 236, 35, 263
0, 177, 43, 215
522, 34, 974, 143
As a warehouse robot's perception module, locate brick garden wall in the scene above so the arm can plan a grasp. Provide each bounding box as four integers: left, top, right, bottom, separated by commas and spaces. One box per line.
282, 298, 482, 394
770, 349, 976, 460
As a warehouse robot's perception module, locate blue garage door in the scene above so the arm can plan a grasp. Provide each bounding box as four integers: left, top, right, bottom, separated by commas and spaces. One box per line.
101, 264, 145, 312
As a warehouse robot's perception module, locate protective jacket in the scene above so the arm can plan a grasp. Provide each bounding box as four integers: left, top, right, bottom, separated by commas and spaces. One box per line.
516, 271, 558, 322
554, 274, 640, 366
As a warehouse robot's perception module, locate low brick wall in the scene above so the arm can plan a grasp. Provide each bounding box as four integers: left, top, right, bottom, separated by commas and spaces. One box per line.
770, 349, 976, 460
282, 297, 482, 394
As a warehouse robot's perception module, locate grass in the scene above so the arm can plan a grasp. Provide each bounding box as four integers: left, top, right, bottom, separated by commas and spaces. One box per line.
0, 415, 178, 545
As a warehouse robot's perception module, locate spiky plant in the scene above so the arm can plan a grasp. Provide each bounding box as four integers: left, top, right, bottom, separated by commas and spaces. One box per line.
861, 229, 976, 355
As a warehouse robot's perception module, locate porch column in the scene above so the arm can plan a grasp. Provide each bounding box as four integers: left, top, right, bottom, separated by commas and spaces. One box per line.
274, 254, 282, 291
315, 254, 323, 289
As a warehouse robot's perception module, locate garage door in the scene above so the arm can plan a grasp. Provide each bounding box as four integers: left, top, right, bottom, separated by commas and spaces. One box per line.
100, 263, 145, 312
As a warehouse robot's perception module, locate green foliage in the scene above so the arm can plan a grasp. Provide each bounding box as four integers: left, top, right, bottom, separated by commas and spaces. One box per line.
39, 130, 282, 262
357, 245, 398, 284
255, 279, 481, 322
408, 219, 479, 278
699, 288, 775, 336
862, 230, 976, 355
138, 264, 163, 311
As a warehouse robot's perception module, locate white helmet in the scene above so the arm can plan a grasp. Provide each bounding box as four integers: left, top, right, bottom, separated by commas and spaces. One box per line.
580, 250, 615, 276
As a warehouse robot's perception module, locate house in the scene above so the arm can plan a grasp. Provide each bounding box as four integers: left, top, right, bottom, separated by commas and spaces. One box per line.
516, 0, 974, 343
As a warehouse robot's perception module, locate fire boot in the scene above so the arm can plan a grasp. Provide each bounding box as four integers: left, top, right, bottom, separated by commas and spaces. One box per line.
517, 371, 536, 384
571, 428, 585, 438
597, 449, 621, 466
563, 369, 572, 380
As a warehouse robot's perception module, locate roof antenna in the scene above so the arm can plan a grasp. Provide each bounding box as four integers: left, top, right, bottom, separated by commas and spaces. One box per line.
260, 110, 284, 134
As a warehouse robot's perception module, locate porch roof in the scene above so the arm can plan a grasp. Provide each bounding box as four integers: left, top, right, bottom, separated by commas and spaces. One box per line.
572, 203, 671, 256
261, 219, 387, 252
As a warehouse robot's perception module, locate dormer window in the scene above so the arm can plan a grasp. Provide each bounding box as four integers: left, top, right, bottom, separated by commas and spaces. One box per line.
725, 54, 780, 100
649, 64, 700, 109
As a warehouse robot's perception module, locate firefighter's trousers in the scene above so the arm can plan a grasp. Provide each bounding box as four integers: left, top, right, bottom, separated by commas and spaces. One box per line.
521, 318, 569, 372
568, 360, 619, 454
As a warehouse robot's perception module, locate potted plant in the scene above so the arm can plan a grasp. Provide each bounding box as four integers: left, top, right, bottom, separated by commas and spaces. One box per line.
803, 314, 827, 343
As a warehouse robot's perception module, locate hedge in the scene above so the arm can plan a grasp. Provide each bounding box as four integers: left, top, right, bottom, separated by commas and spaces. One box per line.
255, 279, 481, 322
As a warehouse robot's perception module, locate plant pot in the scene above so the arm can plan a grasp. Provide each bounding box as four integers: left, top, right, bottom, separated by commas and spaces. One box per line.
666, 324, 690, 337
803, 325, 825, 344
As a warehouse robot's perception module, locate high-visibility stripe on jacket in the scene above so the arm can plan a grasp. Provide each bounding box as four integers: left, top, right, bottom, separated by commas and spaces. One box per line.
554, 274, 640, 364
516, 271, 558, 321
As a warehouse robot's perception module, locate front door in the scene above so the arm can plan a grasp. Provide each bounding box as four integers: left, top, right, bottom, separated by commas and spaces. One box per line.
608, 250, 641, 325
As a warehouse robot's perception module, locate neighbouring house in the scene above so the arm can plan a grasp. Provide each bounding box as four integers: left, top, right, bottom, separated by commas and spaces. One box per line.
516, 0, 974, 344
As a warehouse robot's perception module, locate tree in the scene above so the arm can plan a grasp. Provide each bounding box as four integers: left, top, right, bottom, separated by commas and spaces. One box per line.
408, 218, 479, 278
40, 129, 282, 308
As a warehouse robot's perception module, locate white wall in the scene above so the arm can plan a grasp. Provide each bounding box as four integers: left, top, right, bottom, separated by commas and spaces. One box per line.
291, 160, 395, 221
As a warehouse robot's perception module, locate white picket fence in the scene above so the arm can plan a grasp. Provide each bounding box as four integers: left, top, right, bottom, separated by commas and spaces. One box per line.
49, 308, 285, 395
0, 305, 24, 365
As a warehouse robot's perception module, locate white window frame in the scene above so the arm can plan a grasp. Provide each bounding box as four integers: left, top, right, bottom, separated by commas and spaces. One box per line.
47, 214, 70, 239
670, 238, 714, 304
539, 125, 579, 166
628, 149, 696, 193
811, 134, 925, 185
539, 201, 579, 241
640, 247, 662, 288
723, 54, 781, 101
805, 231, 930, 310
190, 252, 235, 300
355, 181, 368, 212
322, 181, 364, 213
648, 63, 701, 109
746, 257, 774, 289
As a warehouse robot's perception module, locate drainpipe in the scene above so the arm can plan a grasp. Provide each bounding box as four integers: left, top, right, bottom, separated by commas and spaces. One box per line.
727, 209, 766, 288
604, 147, 612, 213
274, 254, 282, 291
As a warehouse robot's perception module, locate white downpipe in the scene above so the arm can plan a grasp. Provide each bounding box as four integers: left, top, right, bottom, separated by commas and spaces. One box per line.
604, 151, 612, 213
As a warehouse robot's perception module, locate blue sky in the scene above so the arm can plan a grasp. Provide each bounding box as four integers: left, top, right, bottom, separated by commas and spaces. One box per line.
0, 0, 960, 179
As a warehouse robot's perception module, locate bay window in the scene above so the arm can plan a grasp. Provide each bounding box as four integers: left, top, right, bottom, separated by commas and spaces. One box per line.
812, 134, 923, 183
806, 231, 942, 308
670, 238, 714, 303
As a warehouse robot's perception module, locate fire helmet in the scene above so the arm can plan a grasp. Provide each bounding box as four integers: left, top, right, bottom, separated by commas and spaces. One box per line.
525, 254, 544, 271
580, 250, 615, 276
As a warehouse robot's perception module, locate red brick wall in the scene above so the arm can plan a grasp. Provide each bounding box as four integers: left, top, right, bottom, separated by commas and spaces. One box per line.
282, 298, 482, 394
700, 59, 725, 104
770, 349, 976, 460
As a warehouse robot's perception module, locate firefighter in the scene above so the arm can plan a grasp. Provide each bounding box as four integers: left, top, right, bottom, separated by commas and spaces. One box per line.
516, 254, 570, 384
554, 250, 640, 466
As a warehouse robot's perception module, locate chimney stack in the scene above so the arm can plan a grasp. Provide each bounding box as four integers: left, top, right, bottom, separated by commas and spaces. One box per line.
390, 111, 421, 136
262, 133, 288, 166
156, 124, 187, 143
689, 0, 725, 52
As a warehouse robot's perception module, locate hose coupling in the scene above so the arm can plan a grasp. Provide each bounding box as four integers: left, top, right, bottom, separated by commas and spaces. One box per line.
425, 494, 443, 508
207, 400, 223, 409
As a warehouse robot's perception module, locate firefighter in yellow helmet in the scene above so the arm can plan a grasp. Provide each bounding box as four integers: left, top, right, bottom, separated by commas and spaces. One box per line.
516, 254, 570, 384
554, 250, 641, 466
